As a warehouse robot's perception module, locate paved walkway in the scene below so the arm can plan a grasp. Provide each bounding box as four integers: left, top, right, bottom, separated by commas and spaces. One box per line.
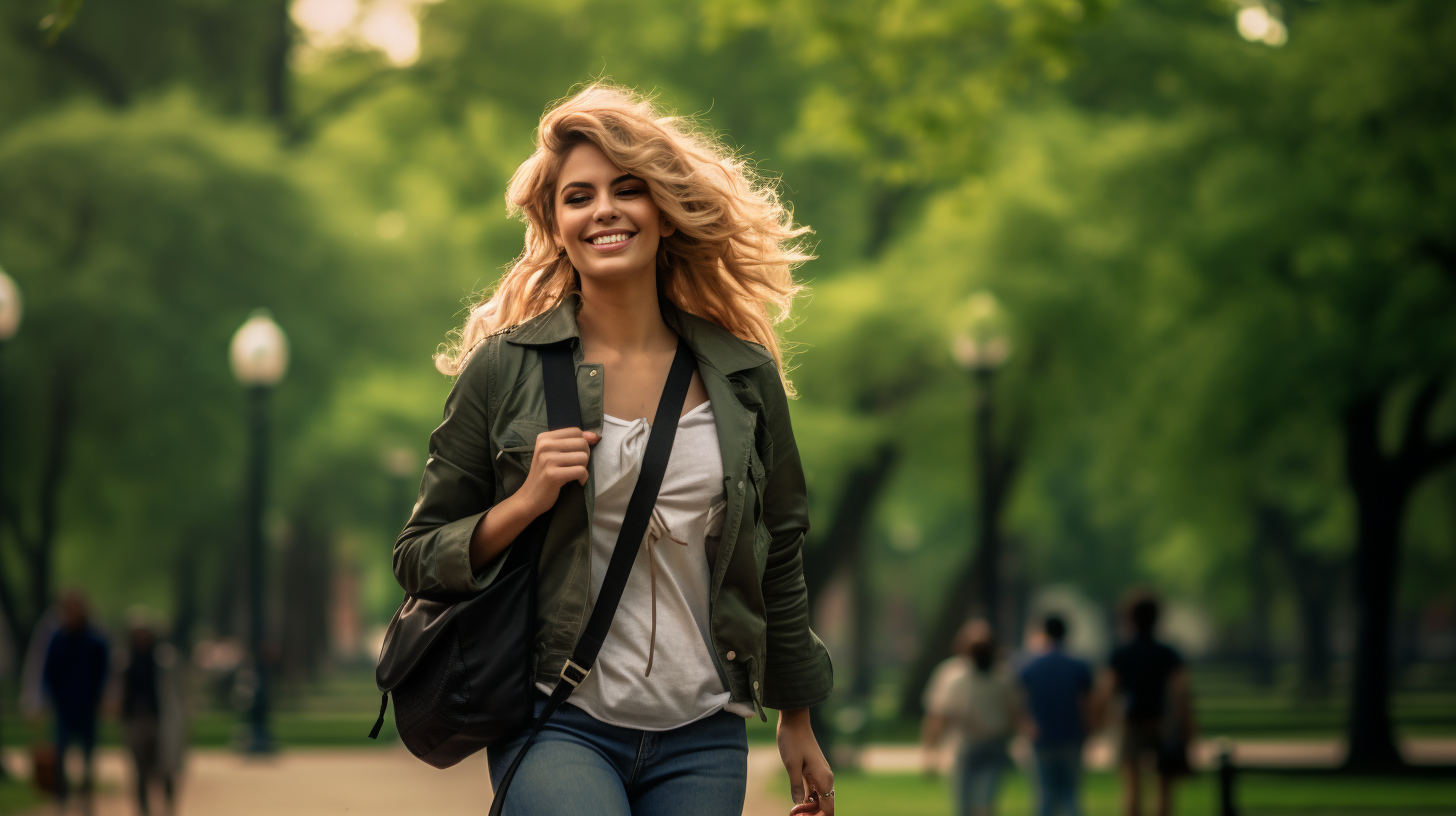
10, 738, 1454, 815
6, 745, 795, 816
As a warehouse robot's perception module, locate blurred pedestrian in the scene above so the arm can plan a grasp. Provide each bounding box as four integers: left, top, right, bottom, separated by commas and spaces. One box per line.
1097, 592, 1195, 816
947, 622, 1017, 816
920, 621, 977, 775
42, 591, 109, 814
1017, 614, 1093, 816
121, 618, 187, 816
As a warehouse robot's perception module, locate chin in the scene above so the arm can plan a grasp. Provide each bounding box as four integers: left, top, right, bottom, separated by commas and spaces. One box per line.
571, 252, 656, 284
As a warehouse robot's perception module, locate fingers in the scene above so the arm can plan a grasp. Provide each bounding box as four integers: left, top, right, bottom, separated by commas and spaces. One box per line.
534, 428, 597, 486
804, 765, 834, 815
535, 427, 595, 454
787, 762, 805, 808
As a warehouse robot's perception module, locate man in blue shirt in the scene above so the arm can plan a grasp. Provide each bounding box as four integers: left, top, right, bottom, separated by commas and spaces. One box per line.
1017, 615, 1093, 816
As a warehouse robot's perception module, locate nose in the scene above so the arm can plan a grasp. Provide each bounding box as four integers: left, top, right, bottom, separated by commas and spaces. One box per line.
592, 191, 619, 222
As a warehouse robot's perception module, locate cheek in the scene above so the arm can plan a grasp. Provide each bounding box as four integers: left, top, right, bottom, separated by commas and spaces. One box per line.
630, 201, 664, 235
555, 209, 582, 242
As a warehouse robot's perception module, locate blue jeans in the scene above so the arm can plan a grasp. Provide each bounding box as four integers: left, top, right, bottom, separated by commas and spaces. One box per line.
486, 694, 749, 816
55, 715, 98, 803
955, 737, 1010, 816
1033, 741, 1084, 816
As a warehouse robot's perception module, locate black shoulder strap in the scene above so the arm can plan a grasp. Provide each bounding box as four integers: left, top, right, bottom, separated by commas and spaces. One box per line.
539, 343, 583, 431
492, 342, 581, 579
489, 338, 696, 816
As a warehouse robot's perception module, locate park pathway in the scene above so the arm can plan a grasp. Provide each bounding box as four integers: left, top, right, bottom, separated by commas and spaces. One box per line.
7, 745, 794, 816
11, 738, 1455, 816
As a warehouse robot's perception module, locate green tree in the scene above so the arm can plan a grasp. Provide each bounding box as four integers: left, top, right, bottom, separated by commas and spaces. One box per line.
0, 97, 382, 655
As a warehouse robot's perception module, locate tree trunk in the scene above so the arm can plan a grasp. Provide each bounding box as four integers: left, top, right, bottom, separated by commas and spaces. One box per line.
172, 548, 199, 657
1338, 382, 1456, 772
1293, 576, 1335, 698
803, 444, 898, 603
0, 369, 77, 668
1342, 457, 1407, 770
264, 0, 291, 126
280, 514, 333, 683
899, 554, 980, 718
849, 537, 875, 700
1257, 502, 1340, 698
1246, 539, 1276, 689
801, 443, 898, 754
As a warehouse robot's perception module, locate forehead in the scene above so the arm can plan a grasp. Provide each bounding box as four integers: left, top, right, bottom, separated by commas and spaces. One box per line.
556, 142, 625, 190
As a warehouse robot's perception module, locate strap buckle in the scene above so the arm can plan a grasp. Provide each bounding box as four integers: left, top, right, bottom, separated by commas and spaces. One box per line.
559, 659, 590, 688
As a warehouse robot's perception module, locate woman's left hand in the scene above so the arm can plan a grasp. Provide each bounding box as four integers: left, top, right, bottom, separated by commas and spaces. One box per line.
777, 708, 834, 815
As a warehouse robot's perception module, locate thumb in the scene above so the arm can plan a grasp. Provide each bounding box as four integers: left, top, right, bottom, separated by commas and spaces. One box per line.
584, 431, 601, 444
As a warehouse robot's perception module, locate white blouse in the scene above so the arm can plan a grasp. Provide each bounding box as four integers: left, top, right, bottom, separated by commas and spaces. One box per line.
537, 400, 756, 730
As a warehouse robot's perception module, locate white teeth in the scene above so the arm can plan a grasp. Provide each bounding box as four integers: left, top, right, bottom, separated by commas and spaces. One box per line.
590, 233, 631, 245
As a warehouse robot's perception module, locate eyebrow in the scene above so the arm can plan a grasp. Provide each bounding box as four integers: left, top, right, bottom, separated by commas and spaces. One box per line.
562, 173, 641, 192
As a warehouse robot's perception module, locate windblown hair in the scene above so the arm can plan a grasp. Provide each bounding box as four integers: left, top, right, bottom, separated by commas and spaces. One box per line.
435, 83, 812, 391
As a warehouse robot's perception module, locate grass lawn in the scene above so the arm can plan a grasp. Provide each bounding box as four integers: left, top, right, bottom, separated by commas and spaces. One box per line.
765, 769, 1456, 816
0, 776, 44, 815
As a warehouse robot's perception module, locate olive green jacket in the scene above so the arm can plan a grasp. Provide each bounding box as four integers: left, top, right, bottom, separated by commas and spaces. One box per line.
392, 293, 834, 718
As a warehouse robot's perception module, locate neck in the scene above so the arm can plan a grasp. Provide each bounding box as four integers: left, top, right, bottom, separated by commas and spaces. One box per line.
576, 266, 676, 356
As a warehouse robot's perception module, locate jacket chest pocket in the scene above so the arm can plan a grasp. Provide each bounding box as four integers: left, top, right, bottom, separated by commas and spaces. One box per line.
495, 445, 534, 500
494, 419, 546, 501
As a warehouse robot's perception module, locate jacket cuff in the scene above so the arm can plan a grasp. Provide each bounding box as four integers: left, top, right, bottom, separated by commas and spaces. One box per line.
432, 510, 498, 593
762, 649, 835, 711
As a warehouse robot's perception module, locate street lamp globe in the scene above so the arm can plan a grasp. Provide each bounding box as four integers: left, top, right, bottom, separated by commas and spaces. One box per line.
950, 291, 1012, 372
0, 267, 22, 342
230, 310, 289, 387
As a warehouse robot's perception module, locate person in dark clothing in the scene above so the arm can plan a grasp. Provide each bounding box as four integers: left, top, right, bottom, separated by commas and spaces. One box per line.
42, 591, 110, 813
1017, 614, 1093, 816
122, 623, 177, 816
1097, 593, 1195, 816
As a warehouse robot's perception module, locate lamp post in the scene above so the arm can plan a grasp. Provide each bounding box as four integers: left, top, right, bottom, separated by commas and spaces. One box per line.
0, 266, 20, 779
951, 293, 1012, 632
229, 309, 289, 754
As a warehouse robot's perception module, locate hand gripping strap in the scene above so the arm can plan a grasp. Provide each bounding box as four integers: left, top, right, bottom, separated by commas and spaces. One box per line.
495, 343, 583, 576
488, 338, 695, 816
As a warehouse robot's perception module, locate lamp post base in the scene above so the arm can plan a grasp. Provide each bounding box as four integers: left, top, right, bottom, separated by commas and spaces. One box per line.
237, 721, 277, 755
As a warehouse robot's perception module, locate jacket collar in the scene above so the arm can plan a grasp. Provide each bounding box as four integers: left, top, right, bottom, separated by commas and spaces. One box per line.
506, 291, 773, 376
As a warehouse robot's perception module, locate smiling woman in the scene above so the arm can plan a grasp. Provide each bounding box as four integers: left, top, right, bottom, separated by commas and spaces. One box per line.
394, 83, 835, 816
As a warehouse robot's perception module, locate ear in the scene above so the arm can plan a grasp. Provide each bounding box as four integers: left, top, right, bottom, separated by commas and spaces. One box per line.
660, 215, 676, 239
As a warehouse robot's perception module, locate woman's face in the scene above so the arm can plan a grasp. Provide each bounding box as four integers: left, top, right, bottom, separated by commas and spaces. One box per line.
552, 141, 673, 285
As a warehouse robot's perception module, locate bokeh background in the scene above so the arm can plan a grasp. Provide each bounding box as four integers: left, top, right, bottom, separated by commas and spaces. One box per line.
0, 0, 1453, 813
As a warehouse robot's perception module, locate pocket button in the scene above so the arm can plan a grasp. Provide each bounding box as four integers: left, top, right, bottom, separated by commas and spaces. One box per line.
727, 650, 736, 661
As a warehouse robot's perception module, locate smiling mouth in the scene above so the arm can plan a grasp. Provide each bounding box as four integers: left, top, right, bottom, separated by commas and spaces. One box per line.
587, 232, 635, 248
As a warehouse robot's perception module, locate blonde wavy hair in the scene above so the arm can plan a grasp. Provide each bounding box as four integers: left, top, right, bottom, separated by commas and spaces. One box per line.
435, 83, 812, 392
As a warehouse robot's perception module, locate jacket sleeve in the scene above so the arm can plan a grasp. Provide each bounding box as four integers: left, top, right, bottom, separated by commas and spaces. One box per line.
756, 367, 835, 710
392, 341, 509, 598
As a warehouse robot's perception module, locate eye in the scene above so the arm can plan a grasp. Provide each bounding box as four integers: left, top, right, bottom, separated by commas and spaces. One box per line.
565, 194, 590, 205
617, 187, 643, 197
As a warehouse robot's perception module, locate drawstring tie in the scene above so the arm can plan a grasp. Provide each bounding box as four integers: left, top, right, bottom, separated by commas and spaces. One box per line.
643, 507, 688, 677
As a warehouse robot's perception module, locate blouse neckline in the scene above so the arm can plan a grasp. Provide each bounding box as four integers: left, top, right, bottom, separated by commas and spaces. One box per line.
602, 400, 712, 427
